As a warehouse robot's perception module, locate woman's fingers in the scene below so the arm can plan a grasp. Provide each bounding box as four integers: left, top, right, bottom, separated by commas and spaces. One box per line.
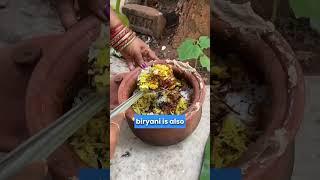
127, 59, 135, 70
134, 51, 146, 68
148, 49, 160, 61
56, 0, 78, 29
122, 54, 136, 70
57, 0, 107, 30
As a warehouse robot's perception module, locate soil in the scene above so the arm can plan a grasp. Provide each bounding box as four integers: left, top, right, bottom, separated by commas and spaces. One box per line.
139, 0, 179, 62
139, 0, 210, 84
275, 17, 320, 75
227, 0, 320, 75
171, 0, 210, 48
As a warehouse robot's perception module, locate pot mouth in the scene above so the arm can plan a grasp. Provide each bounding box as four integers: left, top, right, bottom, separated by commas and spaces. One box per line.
212, 18, 305, 176
118, 60, 206, 119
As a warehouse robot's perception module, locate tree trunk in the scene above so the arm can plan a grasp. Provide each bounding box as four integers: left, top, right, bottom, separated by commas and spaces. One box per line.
172, 0, 210, 48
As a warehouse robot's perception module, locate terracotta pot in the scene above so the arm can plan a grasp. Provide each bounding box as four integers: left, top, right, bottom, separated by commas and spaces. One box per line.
25, 16, 101, 179
212, 1, 305, 179
117, 60, 206, 146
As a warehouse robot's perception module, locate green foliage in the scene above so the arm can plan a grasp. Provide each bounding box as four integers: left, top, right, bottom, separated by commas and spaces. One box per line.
177, 36, 210, 71
289, 0, 320, 32
88, 24, 109, 94
200, 55, 210, 68
111, 0, 130, 26
177, 39, 202, 60
200, 137, 210, 180
198, 36, 210, 49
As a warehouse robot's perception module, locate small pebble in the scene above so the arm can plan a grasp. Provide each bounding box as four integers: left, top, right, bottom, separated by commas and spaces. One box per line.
161, 46, 166, 51
121, 151, 131, 158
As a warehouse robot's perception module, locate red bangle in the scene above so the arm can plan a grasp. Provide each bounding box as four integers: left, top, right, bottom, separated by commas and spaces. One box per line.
115, 32, 136, 51
114, 31, 135, 50
111, 24, 124, 38
119, 35, 136, 52
113, 30, 133, 49
111, 28, 131, 47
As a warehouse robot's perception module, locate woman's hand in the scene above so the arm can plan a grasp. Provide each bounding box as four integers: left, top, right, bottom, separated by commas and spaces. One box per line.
110, 108, 126, 159
120, 37, 159, 70
55, 0, 108, 29
110, 9, 159, 70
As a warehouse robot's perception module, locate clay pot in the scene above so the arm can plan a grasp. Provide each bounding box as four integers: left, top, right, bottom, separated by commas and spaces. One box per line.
212, 1, 304, 180
25, 16, 101, 179
117, 60, 206, 146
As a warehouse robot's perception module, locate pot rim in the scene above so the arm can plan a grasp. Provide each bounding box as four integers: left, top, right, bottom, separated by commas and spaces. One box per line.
117, 59, 206, 121
212, 17, 305, 178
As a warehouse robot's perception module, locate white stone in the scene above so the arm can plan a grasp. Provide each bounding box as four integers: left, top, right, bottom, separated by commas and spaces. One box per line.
111, 85, 210, 180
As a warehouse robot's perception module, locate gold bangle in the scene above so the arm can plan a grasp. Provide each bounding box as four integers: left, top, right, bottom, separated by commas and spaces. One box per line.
115, 32, 136, 51
111, 27, 129, 46
110, 122, 120, 131
119, 35, 137, 52
113, 30, 133, 49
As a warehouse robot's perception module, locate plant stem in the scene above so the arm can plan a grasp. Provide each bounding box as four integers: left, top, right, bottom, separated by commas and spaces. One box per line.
116, 0, 121, 14
195, 58, 198, 69
271, 0, 279, 22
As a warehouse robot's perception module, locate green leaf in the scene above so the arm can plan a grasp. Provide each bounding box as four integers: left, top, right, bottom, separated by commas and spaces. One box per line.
198, 36, 210, 50
199, 55, 210, 71
116, 0, 121, 14
117, 13, 130, 26
177, 39, 202, 61
114, 0, 130, 26
290, 0, 320, 32
200, 137, 210, 180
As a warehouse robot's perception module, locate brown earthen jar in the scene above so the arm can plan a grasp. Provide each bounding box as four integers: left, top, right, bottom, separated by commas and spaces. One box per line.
118, 60, 206, 146
212, 1, 305, 179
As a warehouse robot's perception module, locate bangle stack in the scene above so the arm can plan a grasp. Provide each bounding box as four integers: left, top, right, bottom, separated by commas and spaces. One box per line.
111, 24, 137, 52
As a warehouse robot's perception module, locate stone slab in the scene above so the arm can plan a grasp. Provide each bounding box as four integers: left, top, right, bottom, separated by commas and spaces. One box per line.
122, 4, 166, 38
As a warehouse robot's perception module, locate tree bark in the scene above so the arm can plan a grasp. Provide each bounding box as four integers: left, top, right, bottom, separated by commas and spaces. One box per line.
172, 0, 210, 48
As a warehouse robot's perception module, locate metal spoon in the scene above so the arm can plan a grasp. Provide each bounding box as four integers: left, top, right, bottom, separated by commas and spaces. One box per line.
110, 91, 144, 119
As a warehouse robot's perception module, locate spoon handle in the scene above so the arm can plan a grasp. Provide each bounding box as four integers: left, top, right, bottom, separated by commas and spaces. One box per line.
110, 91, 144, 119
